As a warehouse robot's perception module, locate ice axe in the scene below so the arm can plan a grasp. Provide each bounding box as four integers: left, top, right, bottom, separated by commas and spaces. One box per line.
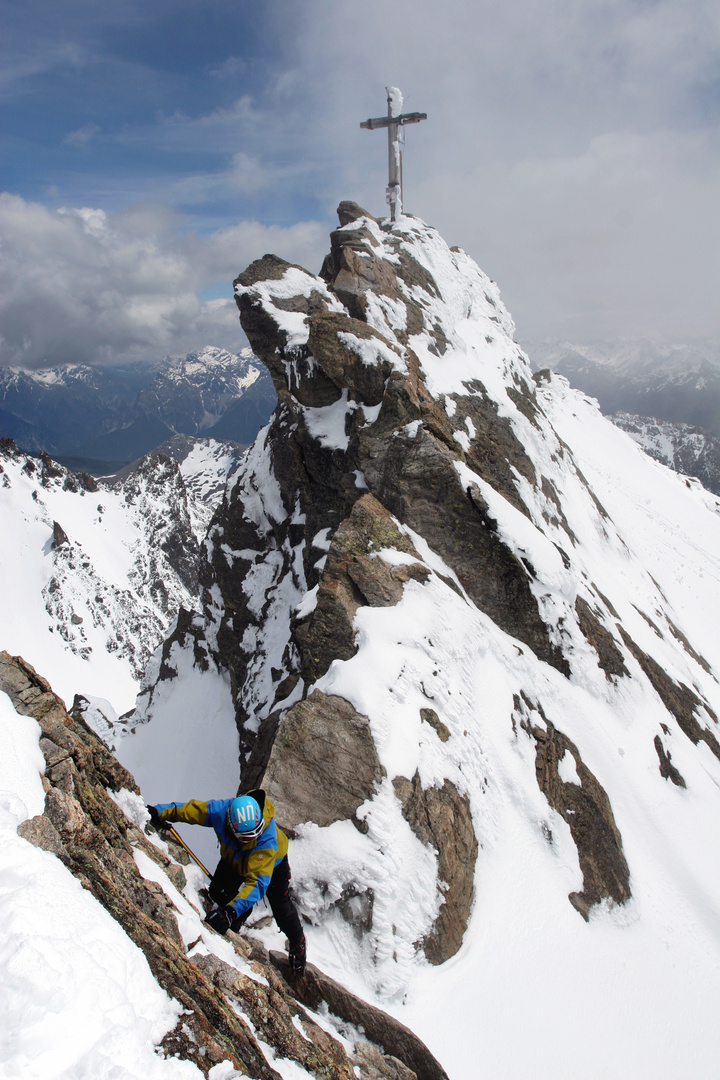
163, 822, 212, 879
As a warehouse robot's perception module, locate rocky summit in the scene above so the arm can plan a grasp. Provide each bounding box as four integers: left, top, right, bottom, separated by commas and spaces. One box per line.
123, 199, 720, 1045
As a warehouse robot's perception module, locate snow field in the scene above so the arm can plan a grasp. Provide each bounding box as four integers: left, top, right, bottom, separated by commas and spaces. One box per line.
0, 691, 206, 1080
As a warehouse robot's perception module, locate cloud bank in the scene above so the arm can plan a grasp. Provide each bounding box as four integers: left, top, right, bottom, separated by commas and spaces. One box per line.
0, 195, 328, 368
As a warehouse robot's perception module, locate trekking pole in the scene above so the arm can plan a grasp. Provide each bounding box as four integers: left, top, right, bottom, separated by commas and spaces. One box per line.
164, 823, 212, 879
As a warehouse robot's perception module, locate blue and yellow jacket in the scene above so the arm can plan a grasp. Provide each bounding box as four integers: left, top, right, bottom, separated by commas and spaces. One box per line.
154, 789, 288, 919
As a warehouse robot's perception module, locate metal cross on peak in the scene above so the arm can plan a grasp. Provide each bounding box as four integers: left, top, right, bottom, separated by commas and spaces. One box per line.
360, 87, 427, 223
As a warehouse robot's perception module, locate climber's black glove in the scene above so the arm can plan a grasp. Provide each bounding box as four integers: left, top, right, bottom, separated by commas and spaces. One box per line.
205, 906, 235, 935
146, 804, 162, 828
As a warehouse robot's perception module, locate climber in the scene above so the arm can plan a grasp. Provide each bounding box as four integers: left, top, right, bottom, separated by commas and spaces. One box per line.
147, 790, 306, 973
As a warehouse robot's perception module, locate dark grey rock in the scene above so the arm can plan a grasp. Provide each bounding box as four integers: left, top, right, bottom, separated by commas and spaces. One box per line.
619, 627, 720, 761
654, 735, 687, 788
295, 493, 429, 683
575, 597, 629, 680
52, 521, 69, 547
263, 690, 384, 829
515, 694, 631, 919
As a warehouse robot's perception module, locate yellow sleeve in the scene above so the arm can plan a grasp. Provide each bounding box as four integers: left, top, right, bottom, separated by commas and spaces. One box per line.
156, 800, 210, 826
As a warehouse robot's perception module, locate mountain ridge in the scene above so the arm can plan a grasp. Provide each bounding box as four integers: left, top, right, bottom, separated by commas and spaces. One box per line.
3, 203, 720, 1077
111, 203, 720, 1074
526, 337, 720, 438
610, 411, 720, 495
0, 434, 246, 712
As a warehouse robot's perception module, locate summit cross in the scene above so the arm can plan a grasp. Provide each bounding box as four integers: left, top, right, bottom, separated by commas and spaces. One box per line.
360, 87, 427, 222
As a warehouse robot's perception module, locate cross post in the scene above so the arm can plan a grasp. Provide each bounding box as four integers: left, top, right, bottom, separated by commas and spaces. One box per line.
360, 87, 427, 222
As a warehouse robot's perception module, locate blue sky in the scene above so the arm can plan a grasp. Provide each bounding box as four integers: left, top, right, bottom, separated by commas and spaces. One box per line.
1, 0, 719, 367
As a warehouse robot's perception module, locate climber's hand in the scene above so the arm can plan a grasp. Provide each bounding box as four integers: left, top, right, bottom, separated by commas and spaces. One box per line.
205, 906, 234, 935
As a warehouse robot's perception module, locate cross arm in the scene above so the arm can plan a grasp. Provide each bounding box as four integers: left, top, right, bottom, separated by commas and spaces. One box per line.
360, 111, 427, 130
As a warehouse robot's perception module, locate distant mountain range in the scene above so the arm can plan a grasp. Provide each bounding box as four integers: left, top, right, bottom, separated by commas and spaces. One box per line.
0, 346, 276, 472
524, 339, 720, 439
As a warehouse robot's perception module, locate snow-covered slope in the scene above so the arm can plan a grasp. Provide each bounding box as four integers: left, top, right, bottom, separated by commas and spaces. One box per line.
610, 411, 720, 495
0, 691, 197, 1080
116, 205, 720, 1078
0, 437, 244, 713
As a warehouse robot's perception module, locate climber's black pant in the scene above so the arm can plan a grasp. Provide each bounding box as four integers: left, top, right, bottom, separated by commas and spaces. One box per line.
264, 856, 304, 948
209, 855, 303, 947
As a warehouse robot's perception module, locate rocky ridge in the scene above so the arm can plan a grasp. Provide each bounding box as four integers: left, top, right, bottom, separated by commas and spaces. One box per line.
126, 203, 720, 998
0, 435, 244, 705
2, 650, 448, 1080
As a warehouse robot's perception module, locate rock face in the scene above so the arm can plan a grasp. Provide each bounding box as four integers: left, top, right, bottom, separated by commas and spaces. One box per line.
264, 690, 384, 830
513, 692, 631, 920
1, 651, 448, 1080
392, 773, 477, 963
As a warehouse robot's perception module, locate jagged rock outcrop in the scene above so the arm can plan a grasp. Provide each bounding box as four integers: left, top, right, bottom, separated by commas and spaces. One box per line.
392, 773, 477, 963
2, 650, 448, 1080
513, 692, 631, 919
619, 626, 720, 761
294, 494, 432, 686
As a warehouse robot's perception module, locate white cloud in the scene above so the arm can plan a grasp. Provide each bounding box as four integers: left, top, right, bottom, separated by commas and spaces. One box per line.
0, 194, 329, 368
417, 127, 720, 339
3, 0, 719, 350
64, 122, 100, 147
